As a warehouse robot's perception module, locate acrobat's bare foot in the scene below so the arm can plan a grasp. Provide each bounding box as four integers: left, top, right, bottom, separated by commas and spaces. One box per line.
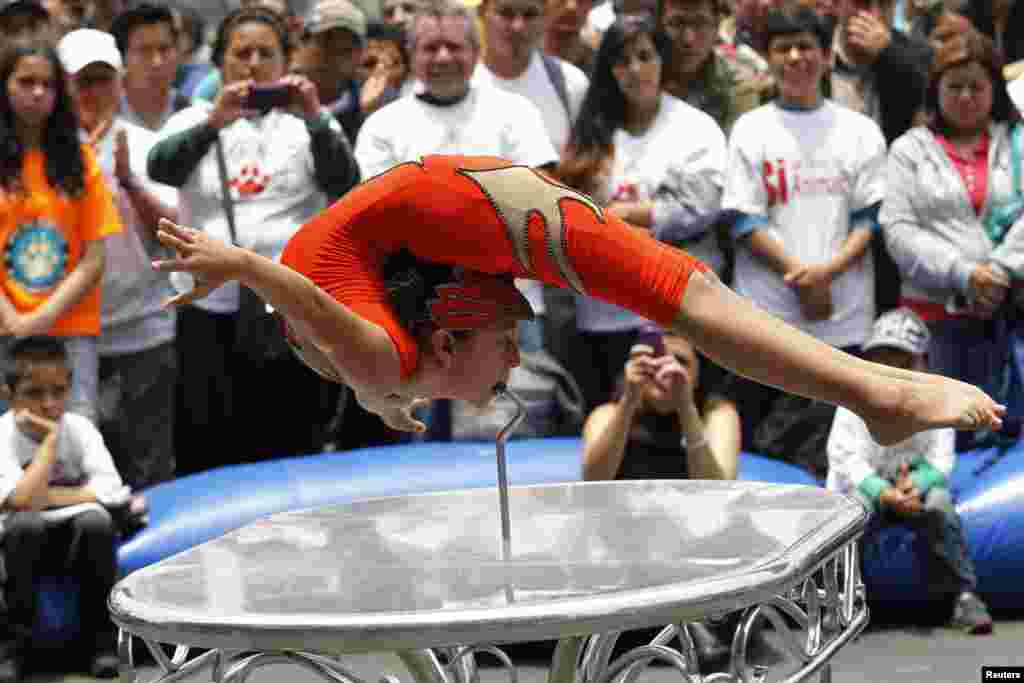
862, 375, 1005, 446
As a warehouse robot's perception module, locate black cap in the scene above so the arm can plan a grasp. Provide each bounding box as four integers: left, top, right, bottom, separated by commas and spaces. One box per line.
0, 0, 50, 19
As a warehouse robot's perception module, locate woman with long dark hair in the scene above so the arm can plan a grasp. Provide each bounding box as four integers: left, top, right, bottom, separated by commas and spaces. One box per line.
557, 15, 727, 412
0, 43, 120, 423
582, 325, 740, 481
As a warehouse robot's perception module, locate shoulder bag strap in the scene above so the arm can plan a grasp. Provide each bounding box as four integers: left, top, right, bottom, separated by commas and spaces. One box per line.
1012, 123, 1022, 198
214, 136, 239, 246
541, 54, 572, 122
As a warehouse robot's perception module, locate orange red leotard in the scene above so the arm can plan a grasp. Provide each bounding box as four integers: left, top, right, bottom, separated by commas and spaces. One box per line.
280, 155, 710, 379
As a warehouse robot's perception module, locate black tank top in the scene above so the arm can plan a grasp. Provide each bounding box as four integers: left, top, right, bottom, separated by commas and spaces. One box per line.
616, 410, 690, 480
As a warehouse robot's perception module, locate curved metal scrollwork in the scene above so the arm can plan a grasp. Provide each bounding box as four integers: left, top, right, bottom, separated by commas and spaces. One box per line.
116, 631, 370, 683
115, 540, 866, 683
581, 540, 868, 683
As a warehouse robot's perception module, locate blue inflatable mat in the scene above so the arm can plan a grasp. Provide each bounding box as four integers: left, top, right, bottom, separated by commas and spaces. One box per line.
119, 440, 820, 574
31, 440, 829, 643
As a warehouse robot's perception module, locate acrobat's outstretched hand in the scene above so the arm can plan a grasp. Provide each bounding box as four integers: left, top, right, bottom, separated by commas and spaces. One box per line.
354, 390, 431, 433
153, 218, 247, 307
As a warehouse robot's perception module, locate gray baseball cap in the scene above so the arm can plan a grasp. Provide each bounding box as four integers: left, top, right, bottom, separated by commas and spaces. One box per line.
862, 308, 931, 356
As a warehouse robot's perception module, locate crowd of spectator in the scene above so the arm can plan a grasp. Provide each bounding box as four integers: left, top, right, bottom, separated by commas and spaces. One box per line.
0, 0, 1021, 677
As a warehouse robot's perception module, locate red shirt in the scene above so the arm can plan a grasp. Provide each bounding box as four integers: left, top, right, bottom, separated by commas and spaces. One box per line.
937, 133, 990, 216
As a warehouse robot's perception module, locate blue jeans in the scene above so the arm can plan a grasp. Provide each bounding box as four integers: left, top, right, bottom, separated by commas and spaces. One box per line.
927, 317, 1018, 448
862, 487, 977, 594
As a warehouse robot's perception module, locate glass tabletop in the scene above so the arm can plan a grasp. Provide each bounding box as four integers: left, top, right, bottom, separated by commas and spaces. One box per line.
110, 480, 866, 653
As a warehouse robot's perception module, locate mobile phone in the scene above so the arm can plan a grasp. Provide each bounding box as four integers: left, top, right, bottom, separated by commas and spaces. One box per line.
245, 83, 292, 111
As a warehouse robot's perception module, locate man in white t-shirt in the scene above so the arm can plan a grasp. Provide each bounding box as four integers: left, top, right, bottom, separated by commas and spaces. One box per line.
716, 5, 886, 477
354, 0, 557, 178
59, 29, 181, 491
473, 0, 589, 155
473, 0, 589, 341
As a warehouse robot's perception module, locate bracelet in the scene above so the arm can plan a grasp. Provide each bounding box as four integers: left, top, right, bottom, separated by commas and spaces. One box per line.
681, 433, 709, 451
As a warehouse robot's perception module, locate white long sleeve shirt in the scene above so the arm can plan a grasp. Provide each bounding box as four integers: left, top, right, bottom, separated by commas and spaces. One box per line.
826, 406, 955, 498
0, 411, 125, 532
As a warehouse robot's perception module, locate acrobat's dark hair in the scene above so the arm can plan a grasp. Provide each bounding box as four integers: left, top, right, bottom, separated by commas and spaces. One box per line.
5, 336, 68, 388
382, 249, 471, 341
0, 43, 85, 198
762, 5, 832, 51
559, 16, 672, 192
211, 6, 292, 68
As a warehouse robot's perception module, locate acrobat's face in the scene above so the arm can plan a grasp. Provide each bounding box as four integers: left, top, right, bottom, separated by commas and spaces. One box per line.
439, 323, 522, 408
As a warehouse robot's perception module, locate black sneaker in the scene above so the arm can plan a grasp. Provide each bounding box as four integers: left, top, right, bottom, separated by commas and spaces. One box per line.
90, 650, 120, 679
949, 592, 994, 635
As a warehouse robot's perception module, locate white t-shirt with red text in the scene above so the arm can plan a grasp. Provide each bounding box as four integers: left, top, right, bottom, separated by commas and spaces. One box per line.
723, 100, 886, 348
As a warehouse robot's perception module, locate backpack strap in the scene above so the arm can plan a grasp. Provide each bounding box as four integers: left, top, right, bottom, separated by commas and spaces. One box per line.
1012, 123, 1021, 198
542, 53, 572, 121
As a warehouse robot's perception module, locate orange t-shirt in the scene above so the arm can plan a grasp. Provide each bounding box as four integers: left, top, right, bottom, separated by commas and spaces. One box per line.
281, 155, 709, 378
0, 146, 123, 336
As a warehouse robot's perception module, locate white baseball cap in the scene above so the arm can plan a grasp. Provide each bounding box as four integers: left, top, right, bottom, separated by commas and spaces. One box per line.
862, 308, 931, 356
57, 28, 123, 75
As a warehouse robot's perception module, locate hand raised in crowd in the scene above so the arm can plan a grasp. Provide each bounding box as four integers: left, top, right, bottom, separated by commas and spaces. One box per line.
208, 80, 256, 130
113, 128, 134, 189
969, 263, 1010, 319
280, 74, 322, 120
846, 10, 892, 62
621, 347, 659, 409
621, 347, 696, 411
653, 353, 697, 409
15, 409, 58, 444
360, 49, 406, 114
152, 218, 247, 306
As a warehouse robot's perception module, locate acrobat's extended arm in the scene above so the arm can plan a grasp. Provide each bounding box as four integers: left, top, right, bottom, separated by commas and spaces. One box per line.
154, 155, 1006, 444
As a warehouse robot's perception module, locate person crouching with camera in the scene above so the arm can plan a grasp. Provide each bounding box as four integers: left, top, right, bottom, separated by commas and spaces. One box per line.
581, 324, 740, 481
146, 6, 361, 474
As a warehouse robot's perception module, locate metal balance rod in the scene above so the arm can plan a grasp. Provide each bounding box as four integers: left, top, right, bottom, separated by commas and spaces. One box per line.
493, 384, 527, 587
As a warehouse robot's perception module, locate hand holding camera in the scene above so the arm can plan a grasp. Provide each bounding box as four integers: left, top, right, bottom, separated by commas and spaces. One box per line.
210, 76, 322, 130
622, 347, 695, 410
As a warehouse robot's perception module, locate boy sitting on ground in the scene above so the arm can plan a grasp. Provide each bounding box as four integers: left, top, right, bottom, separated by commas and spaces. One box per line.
826, 308, 993, 635
0, 337, 127, 681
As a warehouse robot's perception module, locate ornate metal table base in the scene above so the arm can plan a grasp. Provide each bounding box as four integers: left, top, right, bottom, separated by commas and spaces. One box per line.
118, 540, 866, 683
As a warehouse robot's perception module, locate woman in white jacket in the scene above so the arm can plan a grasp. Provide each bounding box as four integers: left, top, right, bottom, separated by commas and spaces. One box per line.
881, 29, 1024, 447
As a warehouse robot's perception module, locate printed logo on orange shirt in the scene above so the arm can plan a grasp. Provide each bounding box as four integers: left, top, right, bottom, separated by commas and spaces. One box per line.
3, 219, 69, 302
